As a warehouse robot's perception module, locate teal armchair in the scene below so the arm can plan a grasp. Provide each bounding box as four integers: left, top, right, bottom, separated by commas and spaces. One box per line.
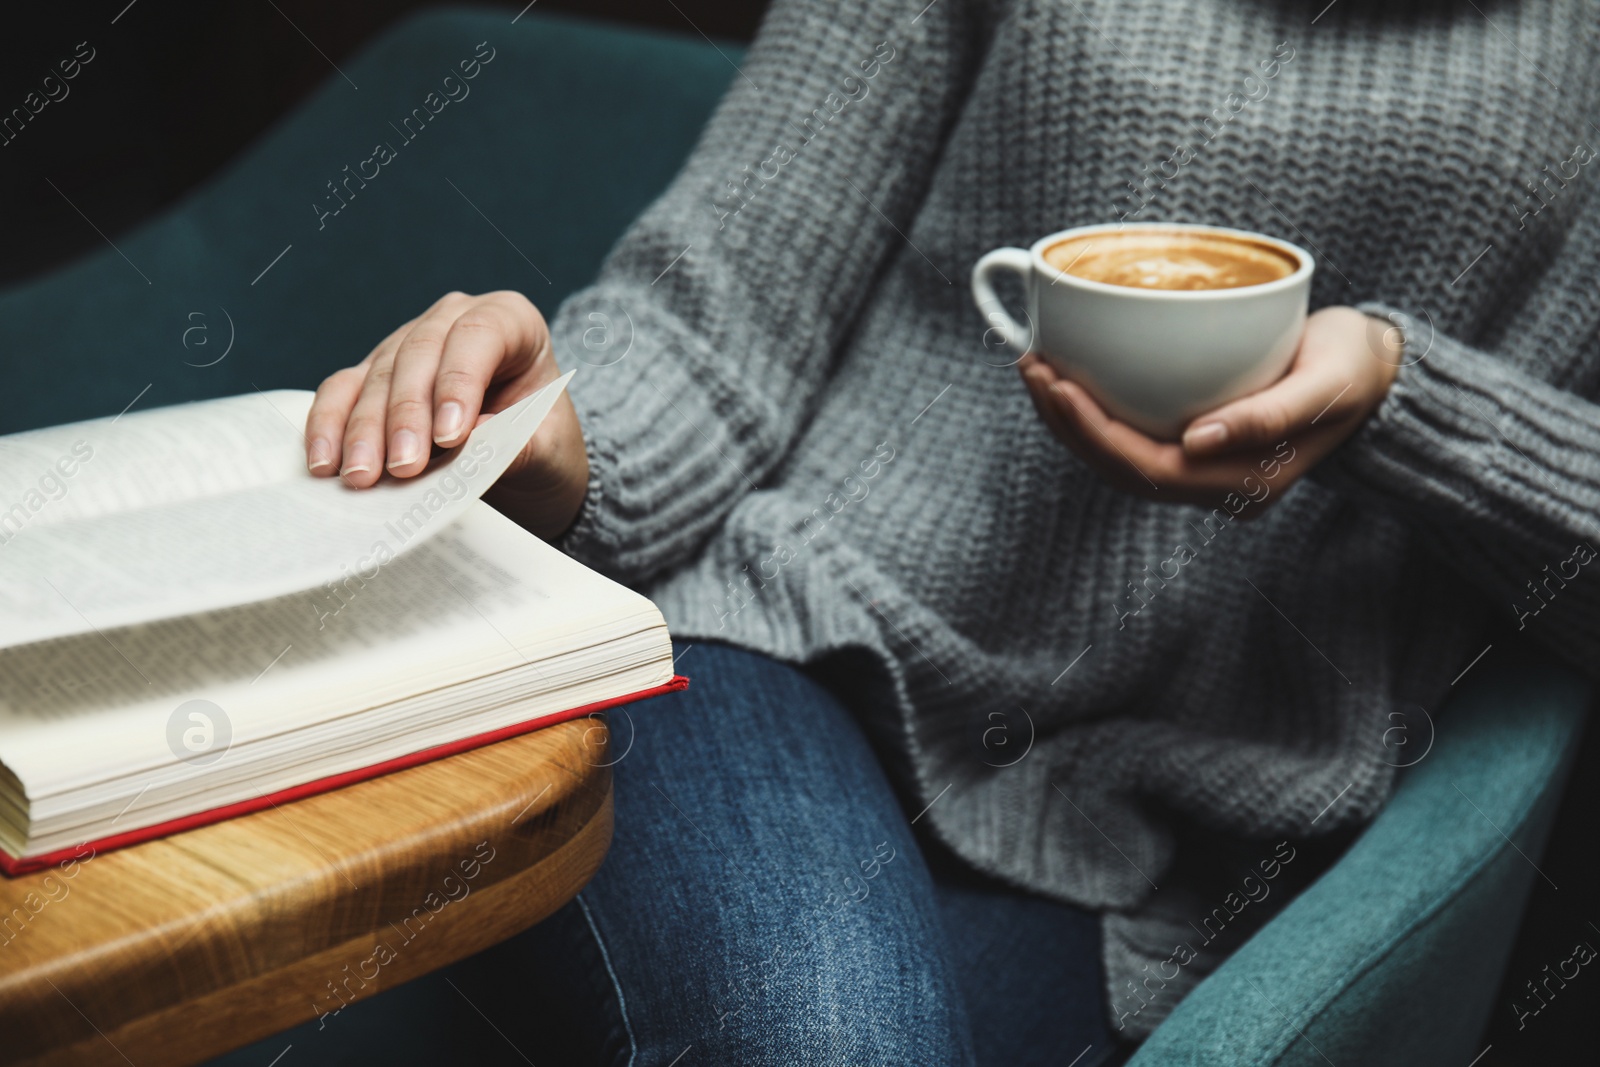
0, 8, 736, 433
1, 10, 1587, 1065
1125, 649, 1587, 1066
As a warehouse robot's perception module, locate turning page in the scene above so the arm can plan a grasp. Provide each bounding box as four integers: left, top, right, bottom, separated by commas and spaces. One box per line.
0, 373, 573, 650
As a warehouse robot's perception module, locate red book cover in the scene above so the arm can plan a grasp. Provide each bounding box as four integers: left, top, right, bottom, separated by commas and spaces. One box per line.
0, 675, 688, 876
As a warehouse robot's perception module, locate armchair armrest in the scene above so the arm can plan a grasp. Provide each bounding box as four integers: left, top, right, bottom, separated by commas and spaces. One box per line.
1128, 653, 1589, 1066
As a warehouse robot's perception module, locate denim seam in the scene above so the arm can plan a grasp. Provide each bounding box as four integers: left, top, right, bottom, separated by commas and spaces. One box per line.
576, 892, 641, 1067
1257, 756, 1561, 1066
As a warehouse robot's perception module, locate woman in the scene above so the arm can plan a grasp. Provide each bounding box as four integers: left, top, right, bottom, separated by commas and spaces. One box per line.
302, 0, 1600, 1062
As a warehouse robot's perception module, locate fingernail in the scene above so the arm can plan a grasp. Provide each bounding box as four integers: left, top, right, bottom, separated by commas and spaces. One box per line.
1184, 422, 1228, 451
341, 441, 375, 478
307, 438, 334, 472
434, 401, 464, 443
387, 429, 421, 470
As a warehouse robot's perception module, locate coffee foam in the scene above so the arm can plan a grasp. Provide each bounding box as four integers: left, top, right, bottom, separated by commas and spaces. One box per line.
1044, 230, 1299, 291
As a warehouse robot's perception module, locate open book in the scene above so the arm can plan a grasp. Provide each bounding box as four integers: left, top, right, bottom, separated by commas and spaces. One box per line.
0, 378, 679, 873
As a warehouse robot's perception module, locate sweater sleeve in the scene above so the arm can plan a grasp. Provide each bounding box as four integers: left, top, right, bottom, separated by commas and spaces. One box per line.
549, 0, 980, 585
1319, 197, 1600, 673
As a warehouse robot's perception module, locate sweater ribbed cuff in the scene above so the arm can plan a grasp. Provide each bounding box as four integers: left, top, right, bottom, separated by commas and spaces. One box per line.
1318, 303, 1600, 671
549, 286, 781, 586
552, 403, 625, 574
1323, 301, 1600, 545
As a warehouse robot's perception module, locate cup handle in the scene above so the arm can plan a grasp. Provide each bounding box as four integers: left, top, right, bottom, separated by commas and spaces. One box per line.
971, 247, 1034, 354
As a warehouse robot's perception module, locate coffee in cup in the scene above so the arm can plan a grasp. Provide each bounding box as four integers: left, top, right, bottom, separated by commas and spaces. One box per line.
972, 223, 1314, 439
1043, 229, 1300, 291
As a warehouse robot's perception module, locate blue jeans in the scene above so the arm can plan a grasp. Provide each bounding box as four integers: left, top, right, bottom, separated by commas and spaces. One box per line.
213, 642, 1114, 1066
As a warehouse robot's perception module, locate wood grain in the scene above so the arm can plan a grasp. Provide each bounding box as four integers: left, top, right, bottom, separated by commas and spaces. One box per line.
0, 717, 612, 1067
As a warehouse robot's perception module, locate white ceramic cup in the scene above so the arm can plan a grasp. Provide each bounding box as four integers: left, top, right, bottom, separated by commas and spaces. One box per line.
972, 222, 1314, 439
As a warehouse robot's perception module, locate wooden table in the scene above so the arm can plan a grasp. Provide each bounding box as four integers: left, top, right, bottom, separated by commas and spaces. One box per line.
0, 718, 612, 1067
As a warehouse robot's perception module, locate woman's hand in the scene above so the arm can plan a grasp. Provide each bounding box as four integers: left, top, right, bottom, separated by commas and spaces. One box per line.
1020, 306, 1402, 512
304, 290, 589, 540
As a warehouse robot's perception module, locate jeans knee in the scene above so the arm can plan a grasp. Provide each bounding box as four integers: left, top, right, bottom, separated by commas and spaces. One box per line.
681, 919, 972, 1066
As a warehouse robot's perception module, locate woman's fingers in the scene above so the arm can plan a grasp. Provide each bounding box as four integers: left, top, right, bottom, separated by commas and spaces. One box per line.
339, 348, 398, 487
1021, 357, 1167, 496
1020, 309, 1399, 512
1024, 358, 1293, 505
1022, 357, 1127, 478
433, 293, 540, 447
1180, 356, 1338, 458
1050, 377, 1182, 493
384, 292, 483, 477
304, 367, 363, 476
1019, 356, 1079, 444
307, 289, 560, 491
304, 316, 415, 476
1180, 307, 1382, 458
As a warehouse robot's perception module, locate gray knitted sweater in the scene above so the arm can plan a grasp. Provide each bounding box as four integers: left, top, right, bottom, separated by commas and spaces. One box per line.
553, 0, 1600, 1038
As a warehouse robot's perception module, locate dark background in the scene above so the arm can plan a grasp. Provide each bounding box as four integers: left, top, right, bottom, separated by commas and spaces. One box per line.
1, 3, 1593, 1063
0, 0, 766, 285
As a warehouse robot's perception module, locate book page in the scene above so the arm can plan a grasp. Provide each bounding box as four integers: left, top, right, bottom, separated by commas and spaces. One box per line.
0, 503, 662, 797
0, 373, 573, 650
0, 390, 319, 526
